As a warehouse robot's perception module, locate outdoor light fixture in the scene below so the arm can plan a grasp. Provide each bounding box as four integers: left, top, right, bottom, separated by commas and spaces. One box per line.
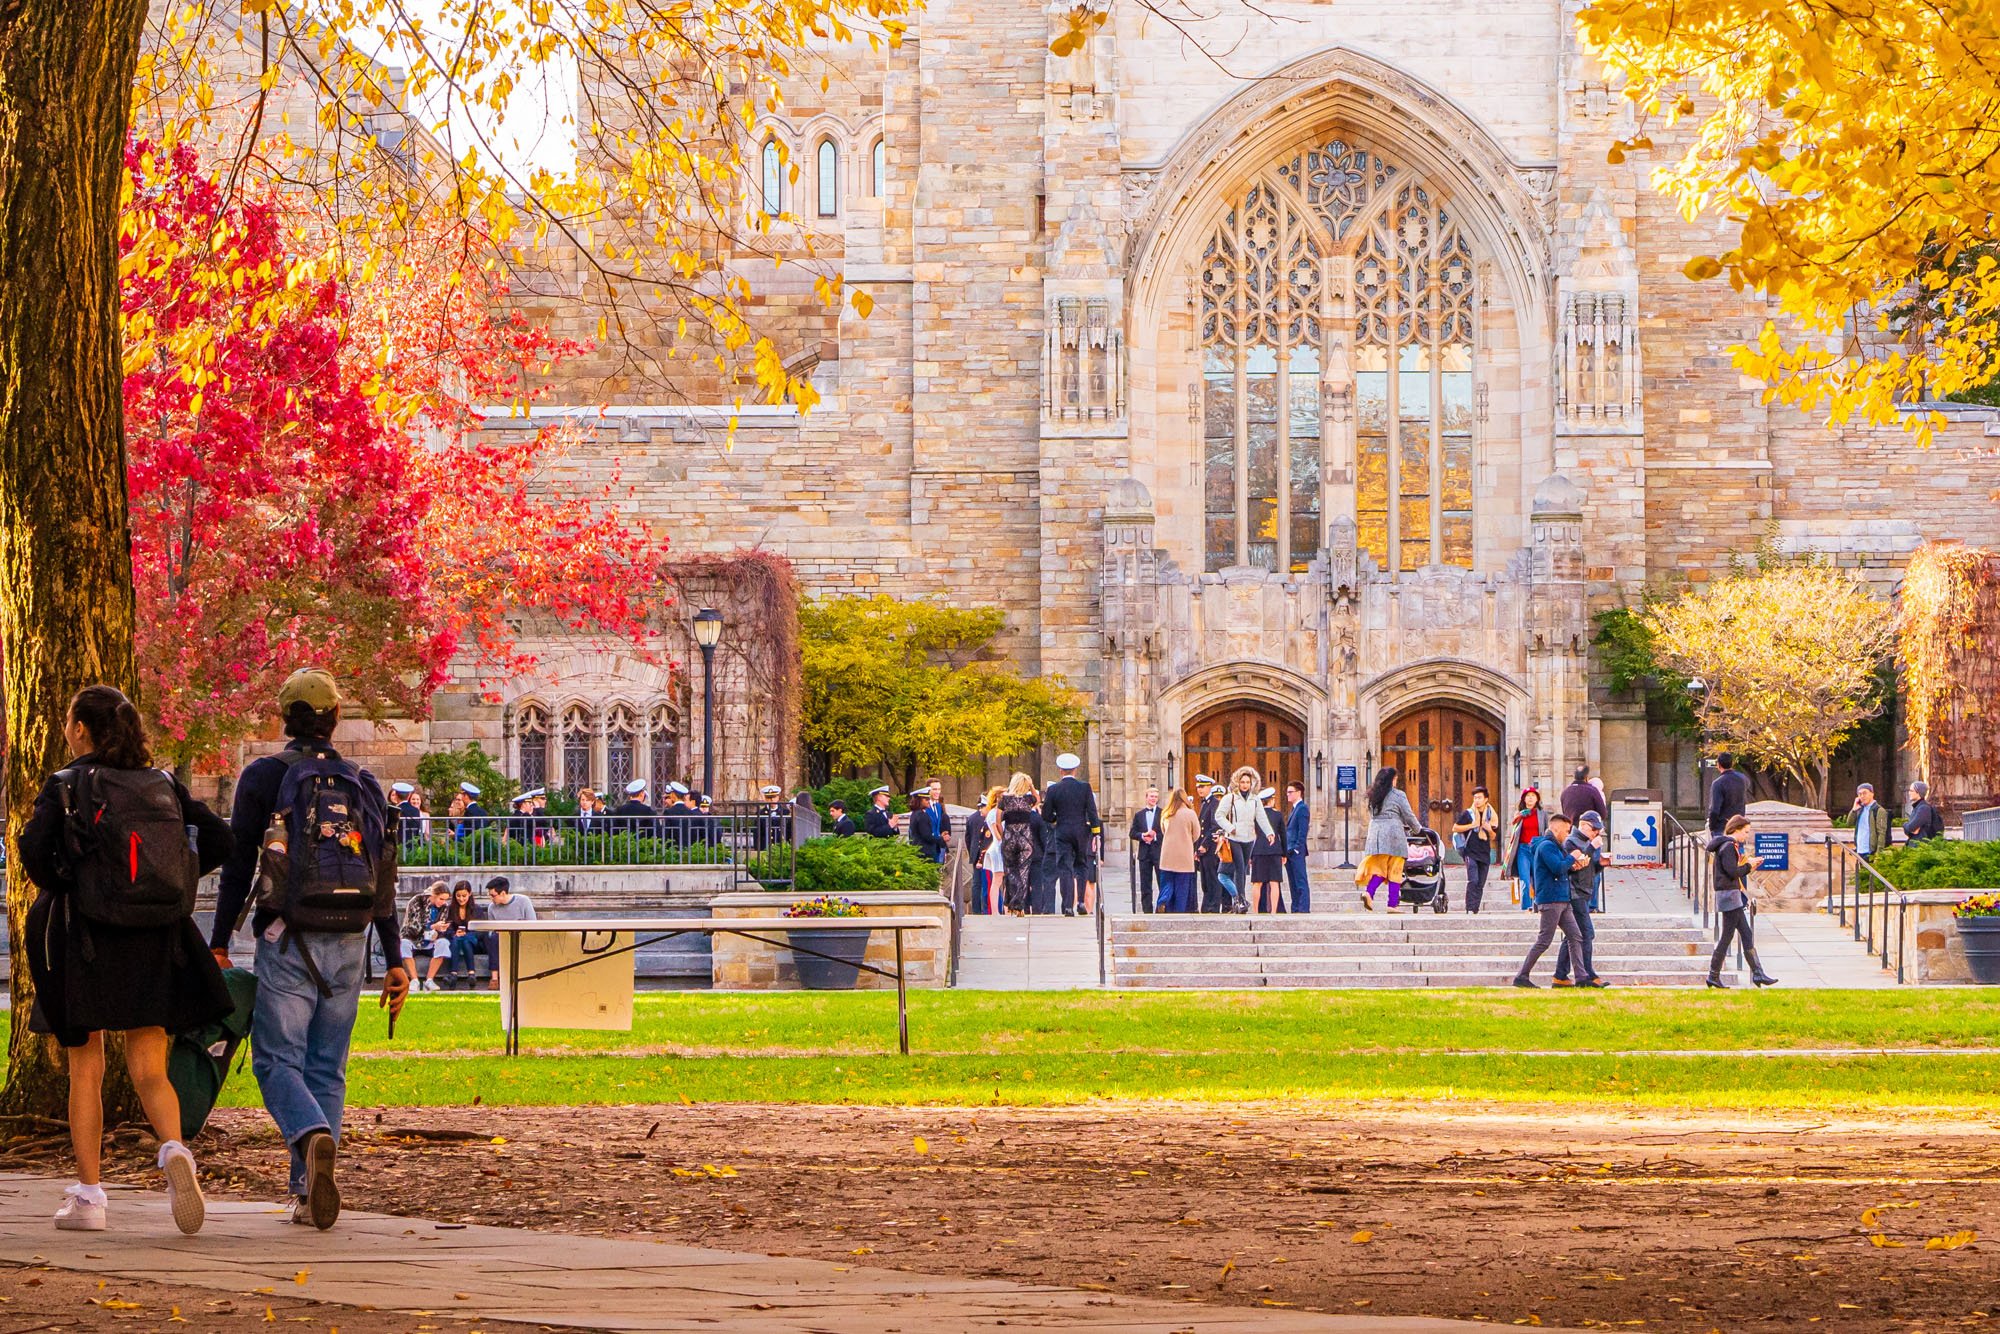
1364, 748, 1374, 777
1313, 749, 1325, 790
1512, 748, 1523, 790
1166, 750, 1177, 790
693, 608, 723, 797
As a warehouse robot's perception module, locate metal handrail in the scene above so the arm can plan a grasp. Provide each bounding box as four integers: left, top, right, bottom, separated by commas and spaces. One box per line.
1660, 809, 1712, 930
1833, 841, 1912, 980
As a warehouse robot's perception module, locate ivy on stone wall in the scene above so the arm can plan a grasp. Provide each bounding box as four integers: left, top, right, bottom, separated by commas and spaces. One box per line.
1899, 543, 2000, 804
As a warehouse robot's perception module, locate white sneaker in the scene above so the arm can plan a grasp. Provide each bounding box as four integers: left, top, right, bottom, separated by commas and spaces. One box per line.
281, 1196, 317, 1225
159, 1141, 205, 1235
54, 1185, 107, 1231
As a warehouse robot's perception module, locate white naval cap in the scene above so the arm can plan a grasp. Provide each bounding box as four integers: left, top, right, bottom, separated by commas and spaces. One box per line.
624, 779, 648, 796
459, 781, 483, 798
761, 784, 782, 797
390, 782, 415, 796
869, 785, 891, 797
1056, 752, 1081, 770
668, 781, 690, 795
1194, 774, 1214, 785
1257, 787, 1276, 801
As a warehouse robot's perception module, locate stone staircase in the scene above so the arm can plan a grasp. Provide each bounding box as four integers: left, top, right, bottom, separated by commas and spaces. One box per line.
1107, 912, 1727, 988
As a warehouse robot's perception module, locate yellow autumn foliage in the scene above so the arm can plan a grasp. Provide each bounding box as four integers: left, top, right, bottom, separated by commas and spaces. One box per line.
1641, 562, 1894, 809
1578, 0, 2000, 440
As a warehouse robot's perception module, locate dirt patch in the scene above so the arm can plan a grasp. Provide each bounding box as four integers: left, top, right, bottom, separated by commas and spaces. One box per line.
14, 1102, 1998, 1332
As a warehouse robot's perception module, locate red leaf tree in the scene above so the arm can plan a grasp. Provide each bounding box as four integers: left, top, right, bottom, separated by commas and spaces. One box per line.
121, 145, 673, 771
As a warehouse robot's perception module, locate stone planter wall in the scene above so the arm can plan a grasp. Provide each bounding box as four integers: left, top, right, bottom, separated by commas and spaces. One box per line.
708, 891, 953, 990
1743, 802, 1836, 912
1895, 891, 1982, 984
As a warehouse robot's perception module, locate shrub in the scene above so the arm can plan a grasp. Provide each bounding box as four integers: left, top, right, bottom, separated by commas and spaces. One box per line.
415, 742, 516, 813
1865, 839, 2000, 891
403, 830, 726, 868
814, 776, 906, 819
748, 834, 941, 894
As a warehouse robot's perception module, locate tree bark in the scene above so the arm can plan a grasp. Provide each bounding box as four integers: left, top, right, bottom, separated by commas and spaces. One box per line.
0, 0, 150, 1118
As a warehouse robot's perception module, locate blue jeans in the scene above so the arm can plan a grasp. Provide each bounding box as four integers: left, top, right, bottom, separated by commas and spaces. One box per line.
1554, 901, 1597, 981
1285, 852, 1311, 913
251, 928, 366, 1196
1157, 869, 1196, 913
1513, 848, 1537, 908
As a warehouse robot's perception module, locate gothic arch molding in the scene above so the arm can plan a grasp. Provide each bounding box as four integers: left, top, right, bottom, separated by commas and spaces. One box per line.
1126, 45, 1554, 331
1160, 660, 1328, 725
1357, 656, 1528, 750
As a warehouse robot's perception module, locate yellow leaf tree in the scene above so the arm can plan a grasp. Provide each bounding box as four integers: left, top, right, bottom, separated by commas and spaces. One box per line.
1641, 562, 1895, 810
1578, 0, 2000, 437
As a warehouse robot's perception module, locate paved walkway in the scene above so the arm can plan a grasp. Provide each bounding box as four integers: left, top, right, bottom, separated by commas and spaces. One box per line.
0, 1173, 1569, 1333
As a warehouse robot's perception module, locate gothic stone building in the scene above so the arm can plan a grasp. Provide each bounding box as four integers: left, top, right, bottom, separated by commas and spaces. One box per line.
465, 5, 2000, 826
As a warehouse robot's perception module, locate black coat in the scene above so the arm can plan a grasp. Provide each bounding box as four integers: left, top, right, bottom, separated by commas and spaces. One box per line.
963, 809, 992, 865
1905, 800, 1945, 842
908, 804, 946, 862
21, 758, 234, 1047
1706, 769, 1750, 835
1128, 805, 1164, 863
1042, 776, 1100, 846
865, 804, 896, 838
1197, 791, 1223, 867
829, 814, 858, 837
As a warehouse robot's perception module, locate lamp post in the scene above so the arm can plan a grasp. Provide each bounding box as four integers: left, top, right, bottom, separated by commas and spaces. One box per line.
1686, 676, 1708, 815
692, 608, 723, 799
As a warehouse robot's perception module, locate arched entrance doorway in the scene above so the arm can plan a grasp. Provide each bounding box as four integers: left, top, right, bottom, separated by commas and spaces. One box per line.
1183, 703, 1305, 797
1379, 703, 1501, 830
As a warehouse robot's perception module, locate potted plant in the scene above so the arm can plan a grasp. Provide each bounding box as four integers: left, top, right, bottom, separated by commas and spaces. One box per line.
1954, 893, 2000, 985
783, 895, 874, 989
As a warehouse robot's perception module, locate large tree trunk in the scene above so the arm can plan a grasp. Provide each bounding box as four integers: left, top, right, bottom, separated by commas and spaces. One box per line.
0, 0, 150, 1118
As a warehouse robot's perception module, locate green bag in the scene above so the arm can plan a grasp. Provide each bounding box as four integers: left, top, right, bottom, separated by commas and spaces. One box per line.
167, 966, 258, 1140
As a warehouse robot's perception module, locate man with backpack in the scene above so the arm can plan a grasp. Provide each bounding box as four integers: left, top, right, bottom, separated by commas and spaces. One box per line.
209, 669, 412, 1230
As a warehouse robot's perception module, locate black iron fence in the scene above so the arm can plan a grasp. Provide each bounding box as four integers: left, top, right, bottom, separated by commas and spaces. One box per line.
398, 803, 799, 887
1823, 839, 1913, 983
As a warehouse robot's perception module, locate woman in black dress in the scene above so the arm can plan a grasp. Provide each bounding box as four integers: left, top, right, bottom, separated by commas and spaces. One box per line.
22, 686, 233, 1235
1249, 787, 1286, 913
997, 773, 1039, 914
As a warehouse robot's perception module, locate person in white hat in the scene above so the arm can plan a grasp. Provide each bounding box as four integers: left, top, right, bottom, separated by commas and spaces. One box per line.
389, 783, 425, 849
757, 784, 788, 851
1042, 753, 1100, 916
1192, 774, 1228, 912
864, 785, 896, 838
611, 779, 655, 842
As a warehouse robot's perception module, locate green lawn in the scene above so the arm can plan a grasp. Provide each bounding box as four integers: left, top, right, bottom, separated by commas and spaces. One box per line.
44, 988, 1989, 1114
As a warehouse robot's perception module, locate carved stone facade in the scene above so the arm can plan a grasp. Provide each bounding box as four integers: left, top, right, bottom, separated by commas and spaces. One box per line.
210, 2, 1999, 821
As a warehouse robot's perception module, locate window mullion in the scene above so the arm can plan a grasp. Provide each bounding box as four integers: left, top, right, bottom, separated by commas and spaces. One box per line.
1234, 343, 1249, 568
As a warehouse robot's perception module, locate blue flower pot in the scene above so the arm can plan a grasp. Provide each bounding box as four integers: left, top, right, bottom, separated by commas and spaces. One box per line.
786, 927, 872, 989
1957, 915, 2000, 985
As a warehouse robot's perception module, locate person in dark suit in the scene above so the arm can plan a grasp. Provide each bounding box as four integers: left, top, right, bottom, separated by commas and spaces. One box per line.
1127, 786, 1163, 912
1706, 752, 1751, 837
1042, 753, 1101, 917
1283, 781, 1312, 914
864, 786, 896, 838
925, 778, 952, 856
907, 790, 947, 863
827, 800, 858, 837
457, 782, 490, 837
1029, 797, 1057, 915
611, 779, 656, 841
1195, 776, 1229, 913
391, 782, 425, 851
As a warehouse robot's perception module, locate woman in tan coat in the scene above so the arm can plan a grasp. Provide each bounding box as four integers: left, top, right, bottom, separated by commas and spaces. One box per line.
1155, 788, 1200, 913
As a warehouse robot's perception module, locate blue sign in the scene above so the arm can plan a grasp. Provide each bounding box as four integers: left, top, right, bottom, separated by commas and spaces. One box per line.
1336, 764, 1358, 792
1753, 831, 1790, 872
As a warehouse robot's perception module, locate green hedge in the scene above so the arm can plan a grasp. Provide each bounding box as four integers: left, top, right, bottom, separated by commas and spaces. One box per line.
747, 834, 940, 894
812, 776, 908, 818
1863, 839, 2000, 891
404, 831, 727, 868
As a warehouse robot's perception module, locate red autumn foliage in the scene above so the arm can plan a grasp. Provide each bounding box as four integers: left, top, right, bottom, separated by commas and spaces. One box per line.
120, 143, 673, 769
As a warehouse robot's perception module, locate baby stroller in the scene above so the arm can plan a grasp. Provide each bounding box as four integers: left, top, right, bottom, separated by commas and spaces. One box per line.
1399, 828, 1449, 913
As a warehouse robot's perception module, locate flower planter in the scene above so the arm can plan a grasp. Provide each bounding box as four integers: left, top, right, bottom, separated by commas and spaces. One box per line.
786, 927, 873, 989
1956, 915, 2000, 985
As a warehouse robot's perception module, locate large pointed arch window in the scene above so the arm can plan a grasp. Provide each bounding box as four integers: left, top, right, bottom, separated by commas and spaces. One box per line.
1197, 137, 1477, 574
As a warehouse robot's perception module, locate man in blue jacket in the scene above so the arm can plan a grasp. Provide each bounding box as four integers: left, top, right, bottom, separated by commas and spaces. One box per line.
1510, 812, 1601, 988
1283, 782, 1312, 913
1553, 810, 1605, 987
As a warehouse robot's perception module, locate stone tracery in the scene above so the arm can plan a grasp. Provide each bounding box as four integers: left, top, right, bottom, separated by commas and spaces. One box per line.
1196, 137, 1478, 576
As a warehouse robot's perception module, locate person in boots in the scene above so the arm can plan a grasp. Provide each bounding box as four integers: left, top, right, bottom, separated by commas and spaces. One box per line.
1708, 814, 1778, 988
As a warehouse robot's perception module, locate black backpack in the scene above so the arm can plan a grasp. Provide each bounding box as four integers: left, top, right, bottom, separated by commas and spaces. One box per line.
255, 748, 390, 933
55, 765, 199, 928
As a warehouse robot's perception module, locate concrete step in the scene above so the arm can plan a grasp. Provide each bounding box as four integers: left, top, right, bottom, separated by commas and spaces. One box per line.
1114, 968, 1730, 989
1112, 942, 1704, 962
1111, 912, 1697, 930
1119, 952, 1706, 974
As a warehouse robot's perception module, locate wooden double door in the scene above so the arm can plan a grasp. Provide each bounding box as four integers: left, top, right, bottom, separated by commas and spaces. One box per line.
1379, 705, 1501, 831
1182, 704, 1305, 798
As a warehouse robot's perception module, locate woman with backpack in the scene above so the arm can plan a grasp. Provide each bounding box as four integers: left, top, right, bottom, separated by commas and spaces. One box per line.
20, 685, 233, 1235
